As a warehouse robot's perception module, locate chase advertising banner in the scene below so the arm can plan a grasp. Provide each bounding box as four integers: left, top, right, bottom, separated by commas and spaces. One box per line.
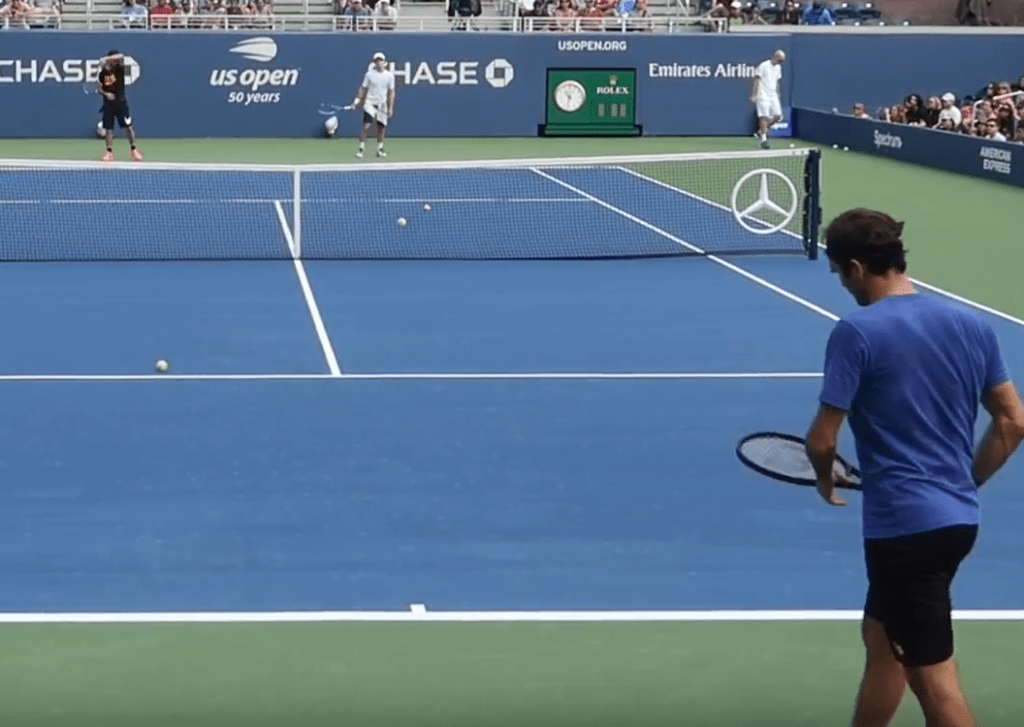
794, 108, 1024, 189
0, 32, 792, 138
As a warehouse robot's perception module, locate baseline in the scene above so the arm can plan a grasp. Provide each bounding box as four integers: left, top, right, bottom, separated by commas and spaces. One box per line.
1, 609, 1021, 624
0, 372, 824, 382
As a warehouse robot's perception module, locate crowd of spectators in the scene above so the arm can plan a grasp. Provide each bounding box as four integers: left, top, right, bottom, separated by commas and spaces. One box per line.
0, 0, 62, 27
703, 0, 880, 27
333, 0, 396, 29
118, 0, 275, 28
850, 77, 1024, 144
512, 0, 647, 29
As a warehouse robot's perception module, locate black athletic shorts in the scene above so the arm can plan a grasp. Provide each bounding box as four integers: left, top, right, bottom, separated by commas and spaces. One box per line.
864, 523, 978, 667
102, 99, 132, 130
363, 111, 386, 127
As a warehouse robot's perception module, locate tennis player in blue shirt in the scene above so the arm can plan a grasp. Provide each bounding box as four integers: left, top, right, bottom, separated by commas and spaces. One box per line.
805, 208, 1024, 727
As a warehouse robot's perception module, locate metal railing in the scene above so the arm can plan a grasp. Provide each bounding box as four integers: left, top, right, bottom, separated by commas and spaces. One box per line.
3, 10, 725, 31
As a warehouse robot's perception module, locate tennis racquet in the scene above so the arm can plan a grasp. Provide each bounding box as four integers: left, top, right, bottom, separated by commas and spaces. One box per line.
736, 431, 862, 490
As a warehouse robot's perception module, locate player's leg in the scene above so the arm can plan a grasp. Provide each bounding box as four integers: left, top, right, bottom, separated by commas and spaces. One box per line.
375, 119, 387, 157
754, 97, 771, 147
850, 545, 907, 727
357, 113, 373, 157
876, 526, 980, 727
905, 660, 976, 727
769, 97, 784, 138
101, 103, 116, 161
118, 102, 143, 161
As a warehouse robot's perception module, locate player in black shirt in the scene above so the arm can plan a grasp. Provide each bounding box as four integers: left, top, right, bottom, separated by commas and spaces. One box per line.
97, 50, 143, 161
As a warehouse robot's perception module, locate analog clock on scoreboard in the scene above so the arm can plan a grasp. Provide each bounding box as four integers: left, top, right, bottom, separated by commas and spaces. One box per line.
540, 68, 641, 137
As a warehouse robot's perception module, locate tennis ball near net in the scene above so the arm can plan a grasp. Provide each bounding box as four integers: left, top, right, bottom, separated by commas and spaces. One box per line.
155, 359, 169, 373
397, 217, 407, 226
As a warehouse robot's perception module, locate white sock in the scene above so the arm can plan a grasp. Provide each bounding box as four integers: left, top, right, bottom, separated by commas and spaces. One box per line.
359, 141, 365, 150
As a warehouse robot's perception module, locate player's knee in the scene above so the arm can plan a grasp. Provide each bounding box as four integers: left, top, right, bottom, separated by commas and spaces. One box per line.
904, 659, 965, 708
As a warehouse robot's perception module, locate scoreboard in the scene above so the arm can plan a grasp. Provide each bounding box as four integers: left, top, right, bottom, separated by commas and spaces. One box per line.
539, 68, 642, 137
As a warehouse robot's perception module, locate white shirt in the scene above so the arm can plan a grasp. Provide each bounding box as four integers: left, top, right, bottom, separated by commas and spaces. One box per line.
361, 67, 395, 107
936, 105, 962, 128
753, 59, 781, 100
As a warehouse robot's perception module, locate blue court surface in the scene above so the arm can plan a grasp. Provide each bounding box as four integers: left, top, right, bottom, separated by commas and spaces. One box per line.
1, 158, 1023, 619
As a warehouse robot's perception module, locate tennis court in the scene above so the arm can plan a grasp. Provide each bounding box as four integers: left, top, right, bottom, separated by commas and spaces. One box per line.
0, 137, 1022, 727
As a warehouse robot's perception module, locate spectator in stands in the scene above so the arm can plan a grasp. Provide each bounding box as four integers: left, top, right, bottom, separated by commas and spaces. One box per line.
0, 0, 29, 25
727, 0, 745, 25
902, 94, 925, 126
776, 0, 799, 24
882, 103, 906, 124
448, 0, 480, 29
852, 103, 870, 119
149, 0, 174, 23
801, 0, 833, 24
374, 0, 395, 28
745, 4, 769, 23
918, 96, 940, 127
552, 0, 576, 28
120, 0, 147, 27
981, 117, 1007, 141
578, 0, 603, 28
994, 100, 1018, 139
340, 0, 369, 28
936, 92, 963, 128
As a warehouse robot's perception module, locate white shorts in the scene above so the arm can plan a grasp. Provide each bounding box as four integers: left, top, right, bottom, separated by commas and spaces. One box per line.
755, 96, 782, 119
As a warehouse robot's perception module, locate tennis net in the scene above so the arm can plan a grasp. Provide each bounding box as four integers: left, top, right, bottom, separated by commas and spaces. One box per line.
0, 149, 821, 262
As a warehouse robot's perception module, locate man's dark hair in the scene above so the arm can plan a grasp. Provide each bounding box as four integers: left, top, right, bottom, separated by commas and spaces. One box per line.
825, 208, 908, 275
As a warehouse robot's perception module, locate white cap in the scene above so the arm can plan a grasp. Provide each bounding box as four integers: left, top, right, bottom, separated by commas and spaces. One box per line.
941, 92, 956, 102
373, 52, 386, 61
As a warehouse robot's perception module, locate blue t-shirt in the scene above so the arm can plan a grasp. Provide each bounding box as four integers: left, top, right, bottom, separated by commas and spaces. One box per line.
819, 293, 1009, 539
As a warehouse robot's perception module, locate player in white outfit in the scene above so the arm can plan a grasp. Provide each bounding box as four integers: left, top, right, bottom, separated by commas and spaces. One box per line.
750, 49, 785, 149
352, 51, 396, 158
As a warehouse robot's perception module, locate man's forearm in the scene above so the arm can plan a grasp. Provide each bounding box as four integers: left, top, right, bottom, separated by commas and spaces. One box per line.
806, 439, 837, 482
973, 417, 1024, 485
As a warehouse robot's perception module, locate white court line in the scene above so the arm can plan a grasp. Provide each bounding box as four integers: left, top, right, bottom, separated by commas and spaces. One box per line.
0, 609, 1020, 624
274, 201, 342, 377
0, 197, 589, 205
0, 372, 823, 382
616, 166, 1024, 330
530, 168, 840, 323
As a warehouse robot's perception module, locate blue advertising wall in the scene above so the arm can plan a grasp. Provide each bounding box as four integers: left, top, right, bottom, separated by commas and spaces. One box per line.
0, 30, 1019, 138
789, 33, 1024, 114
794, 107, 1024, 189
0, 31, 793, 138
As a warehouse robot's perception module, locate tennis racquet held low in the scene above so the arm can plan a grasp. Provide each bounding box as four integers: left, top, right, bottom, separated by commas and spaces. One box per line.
736, 431, 862, 490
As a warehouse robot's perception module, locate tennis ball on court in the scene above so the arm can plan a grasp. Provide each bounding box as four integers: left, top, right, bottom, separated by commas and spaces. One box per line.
843, 146, 850, 151
789, 143, 795, 148
155, 359, 169, 373
423, 204, 431, 211
397, 217, 407, 226
832, 144, 838, 149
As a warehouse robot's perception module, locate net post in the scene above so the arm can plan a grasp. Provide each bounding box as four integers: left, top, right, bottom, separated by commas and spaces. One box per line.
292, 167, 302, 259
804, 148, 822, 261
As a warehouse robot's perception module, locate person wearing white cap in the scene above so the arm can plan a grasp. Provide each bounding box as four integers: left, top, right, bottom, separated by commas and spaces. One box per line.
936, 92, 962, 129
750, 49, 785, 149
351, 51, 396, 158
